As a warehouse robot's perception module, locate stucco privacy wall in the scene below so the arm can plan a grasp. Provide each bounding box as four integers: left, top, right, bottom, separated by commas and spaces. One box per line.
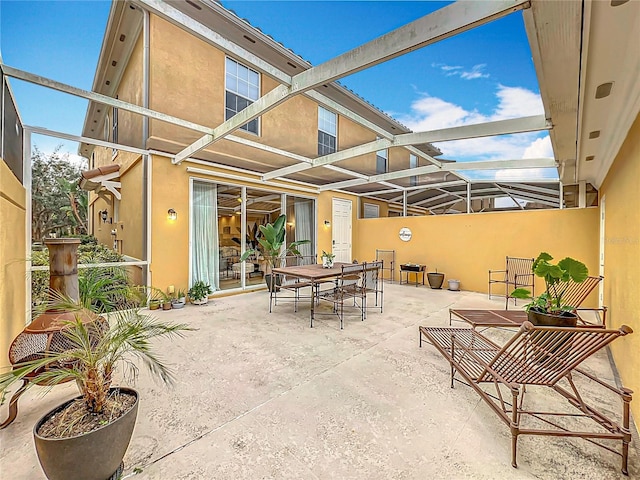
0, 160, 26, 369
354, 208, 599, 301
599, 113, 640, 423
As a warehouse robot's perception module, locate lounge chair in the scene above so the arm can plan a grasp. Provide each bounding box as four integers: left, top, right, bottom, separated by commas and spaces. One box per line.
419, 322, 633, 474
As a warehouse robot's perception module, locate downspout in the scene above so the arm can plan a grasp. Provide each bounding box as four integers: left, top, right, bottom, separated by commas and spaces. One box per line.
402, 190, 407, 217
142, 8, 151, 287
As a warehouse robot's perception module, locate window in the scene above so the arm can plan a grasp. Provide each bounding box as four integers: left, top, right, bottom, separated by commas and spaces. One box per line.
225, 57, 260, 135
111, 104, 118, 158
409, 154, 418, 186
318, 106, 337, 156
376, 148, 388, 174
363, 203, 380, 219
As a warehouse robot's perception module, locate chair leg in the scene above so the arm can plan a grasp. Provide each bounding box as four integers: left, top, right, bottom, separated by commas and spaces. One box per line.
622, 387, 632, 475
511, 434, 518, 469
510, 387, 520, 468
0, 379, 28, 429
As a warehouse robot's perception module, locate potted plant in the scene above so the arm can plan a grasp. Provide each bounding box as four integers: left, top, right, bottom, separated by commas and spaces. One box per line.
511, 252, 589, 326
171, 289, 186, 309
0, 293, 190, 480
321, 250, 336, 269
188, 280, 212, 305
240, 214, 310, 292
427, 269, 445, 289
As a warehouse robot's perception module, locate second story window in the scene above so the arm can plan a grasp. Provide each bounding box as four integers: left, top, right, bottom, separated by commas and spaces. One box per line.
225, 57, 260, 135
376, 148, 388, 174
318, 106, 337, 156
409, 153, 418, 186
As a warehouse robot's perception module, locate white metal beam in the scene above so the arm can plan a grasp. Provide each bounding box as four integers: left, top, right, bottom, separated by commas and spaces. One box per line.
264, 114, 549, 181
26, 125, 148, 156
493, 183, 524, 210
397, 115, 550, 145
501, 182, 560, 195
175, 0, 530, 163
1, 64, 215, 136
318, 158, 556, 191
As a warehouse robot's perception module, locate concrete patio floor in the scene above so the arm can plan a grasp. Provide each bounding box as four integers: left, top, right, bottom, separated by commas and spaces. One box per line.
1, 284, 637, 479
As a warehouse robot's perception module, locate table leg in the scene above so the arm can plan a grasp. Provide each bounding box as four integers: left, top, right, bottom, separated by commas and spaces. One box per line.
310, 280, 315, 328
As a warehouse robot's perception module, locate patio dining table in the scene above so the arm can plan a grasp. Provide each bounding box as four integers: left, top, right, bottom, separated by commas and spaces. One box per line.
271, 262, 352, 327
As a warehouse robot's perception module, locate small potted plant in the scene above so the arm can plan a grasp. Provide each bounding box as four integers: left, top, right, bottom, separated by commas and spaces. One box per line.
511, 252, 589, 326
240, 215, 310, 292
171, 289, 186, 309
188, 280, 213, 305
321, 250, 336, 268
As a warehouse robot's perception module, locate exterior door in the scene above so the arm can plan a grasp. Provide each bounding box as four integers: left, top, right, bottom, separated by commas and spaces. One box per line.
599, 195, 605, 307
332, 198, 352, 263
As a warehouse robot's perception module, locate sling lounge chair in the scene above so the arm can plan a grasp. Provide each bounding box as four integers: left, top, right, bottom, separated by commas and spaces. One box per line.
419, 322, 633, 475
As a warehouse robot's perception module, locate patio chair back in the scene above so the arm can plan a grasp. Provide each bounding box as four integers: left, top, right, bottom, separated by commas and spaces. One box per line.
318, 263, 367, 328
484, 322, 630, 386
488, 256, 535, 308
557, 275, 602, 308
363, 261, 384, 314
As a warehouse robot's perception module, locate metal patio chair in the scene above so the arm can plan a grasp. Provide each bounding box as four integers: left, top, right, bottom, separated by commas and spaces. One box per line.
488, 256, 535, 308
317, 263, 367, 329
270, 254, 317, 313
419, 322, 633, 475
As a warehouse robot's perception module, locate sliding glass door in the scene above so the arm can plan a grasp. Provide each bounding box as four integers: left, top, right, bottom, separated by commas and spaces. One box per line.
191, 181, 316, 291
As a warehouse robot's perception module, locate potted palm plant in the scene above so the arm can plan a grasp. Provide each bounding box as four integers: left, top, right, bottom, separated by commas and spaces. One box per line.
0, 293, 191, 480
240, 214, 310, 292
511, 252, 589, 326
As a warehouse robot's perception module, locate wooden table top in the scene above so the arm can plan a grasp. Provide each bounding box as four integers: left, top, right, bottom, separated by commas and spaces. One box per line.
272, 262, 352, 280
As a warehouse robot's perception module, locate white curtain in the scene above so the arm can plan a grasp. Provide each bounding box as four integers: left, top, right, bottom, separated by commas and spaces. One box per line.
294, 199, 313, 259
191, 182, 219, 290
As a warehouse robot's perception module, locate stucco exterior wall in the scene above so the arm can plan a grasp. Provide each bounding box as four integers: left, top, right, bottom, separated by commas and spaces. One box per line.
354, 207, 600, 299
0, 160, 26, 368
599, 113, 640, 422
149, 154, 320, 291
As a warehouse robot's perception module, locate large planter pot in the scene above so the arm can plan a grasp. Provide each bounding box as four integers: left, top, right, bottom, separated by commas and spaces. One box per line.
265, 274, 282, 292
427, 272, 445, 289
34, 387, 139, 480
191, 297, 209, 305
527, 308, 578, 327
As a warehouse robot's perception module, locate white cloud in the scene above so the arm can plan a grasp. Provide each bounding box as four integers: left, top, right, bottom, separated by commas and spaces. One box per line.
522, 135, 553, 159
432, 63, 489, 80
460, 64, 490, 80
395, 84, 557, 182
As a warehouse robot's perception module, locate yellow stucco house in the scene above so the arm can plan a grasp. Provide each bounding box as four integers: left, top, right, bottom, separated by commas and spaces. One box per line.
0, 0, 639, 422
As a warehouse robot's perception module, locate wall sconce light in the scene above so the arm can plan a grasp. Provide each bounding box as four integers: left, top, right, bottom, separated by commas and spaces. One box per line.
324, 220, 331, 227
99, 210, 108, 223
167, 208, 177, 221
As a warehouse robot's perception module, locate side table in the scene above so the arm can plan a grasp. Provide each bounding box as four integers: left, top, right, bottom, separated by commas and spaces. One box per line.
400, 264, 426, 287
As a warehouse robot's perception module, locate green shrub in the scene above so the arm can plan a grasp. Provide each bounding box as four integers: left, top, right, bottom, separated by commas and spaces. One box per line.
31, 237, 140, 312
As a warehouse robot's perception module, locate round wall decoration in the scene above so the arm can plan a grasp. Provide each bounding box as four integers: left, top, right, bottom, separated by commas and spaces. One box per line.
399, 227, 412, 242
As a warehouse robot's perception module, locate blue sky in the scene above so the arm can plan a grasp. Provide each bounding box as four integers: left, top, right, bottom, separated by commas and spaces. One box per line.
1, 0, 554, 179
